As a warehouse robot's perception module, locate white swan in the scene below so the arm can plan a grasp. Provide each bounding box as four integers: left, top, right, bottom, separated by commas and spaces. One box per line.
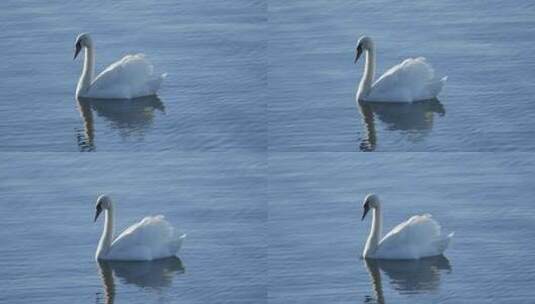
354, 36, 447, 103
93, 195, 185, 261
74, 33, 166, 99
361, 194, 453, 259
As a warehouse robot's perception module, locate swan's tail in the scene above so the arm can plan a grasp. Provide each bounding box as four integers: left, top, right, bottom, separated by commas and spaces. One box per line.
171, 233, 186, 256
147, 73, 167, 94
428, 76, 447, 98
435, 231, 454, 255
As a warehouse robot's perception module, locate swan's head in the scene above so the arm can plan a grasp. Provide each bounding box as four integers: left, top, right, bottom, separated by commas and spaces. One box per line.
74, 33, 92, 60
361, 193, 380, 221
354, 36, 374, 64
94, 194, 112, 222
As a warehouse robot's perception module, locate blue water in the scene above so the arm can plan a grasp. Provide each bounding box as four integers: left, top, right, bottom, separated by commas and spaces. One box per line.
268, 0, 535, 151
268, 153, 535, 303
0, 0, 266, 151
2, 153, 533, 303
0, 153, 266, 303
1, 0, 535, 303
1, 0, 534, 151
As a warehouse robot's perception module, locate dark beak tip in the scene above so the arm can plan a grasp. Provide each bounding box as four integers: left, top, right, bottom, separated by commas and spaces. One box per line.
74, 44, 81, 60
94, 208, 102, 222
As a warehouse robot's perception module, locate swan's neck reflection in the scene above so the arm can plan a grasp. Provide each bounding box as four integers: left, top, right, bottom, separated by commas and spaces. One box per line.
358, 102, 377, 152
76, 96, 165, 151
76, 99, 95, 152
364, 258, 385, 304
96, 257, 184, 304
358, 99, 445, 151
97, 260, 115, 304
363, 256, 451, 303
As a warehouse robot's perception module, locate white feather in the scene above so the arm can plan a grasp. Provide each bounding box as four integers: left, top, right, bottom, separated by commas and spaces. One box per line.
74, 33, 165, 99
368, 57, 447, 102
107, 215, 186, 261
86, 54, 165, 99
362, 194, 453, 260
94, 195, 185, 261
355, 36, 446, 103
374, 214, 453, 259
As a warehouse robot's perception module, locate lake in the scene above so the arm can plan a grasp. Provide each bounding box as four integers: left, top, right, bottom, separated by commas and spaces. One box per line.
0, 0, 266, 151
267, 0, 535, 151
1, 0, 534, 303
1, 0, 534, 151
0, 153, 266, 303
268, 153, 535, 303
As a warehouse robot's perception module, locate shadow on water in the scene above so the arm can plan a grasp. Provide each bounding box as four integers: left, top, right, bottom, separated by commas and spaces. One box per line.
75, 96, 165, 151
363, 256, 451, 304
96, 257, 185, 304
358, 99, 445, 151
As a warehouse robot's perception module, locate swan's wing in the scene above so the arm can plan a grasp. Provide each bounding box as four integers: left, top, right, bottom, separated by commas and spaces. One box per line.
377, 214, 452, 259
108, 215, 185, 260
88, 54, 165, 99
368, 57, 445, 102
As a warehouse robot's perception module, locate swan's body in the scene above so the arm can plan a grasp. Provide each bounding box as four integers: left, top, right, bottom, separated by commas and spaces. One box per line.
94, 195, 185, 261
361, 194, 453, 260
355, 36, 446, 103
74, 33, 166, 99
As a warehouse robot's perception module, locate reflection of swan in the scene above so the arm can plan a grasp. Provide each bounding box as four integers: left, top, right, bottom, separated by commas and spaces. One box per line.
358, 99, 445, 151
363, 256, 451, 303
361, 194, 453, 259
354, 36, 447, 102
73, 33, 166, 99
97, 257, 184, 304
94, 195, 186, 261
75, 96, 165, 151
76, 98, 96, 152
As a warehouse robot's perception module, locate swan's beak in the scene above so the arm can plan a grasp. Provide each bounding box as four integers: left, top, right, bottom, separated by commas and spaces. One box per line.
94, 205, 102, 222
361, 205, 370, 221
354, 45, 363, 64
74, 42, 82, 60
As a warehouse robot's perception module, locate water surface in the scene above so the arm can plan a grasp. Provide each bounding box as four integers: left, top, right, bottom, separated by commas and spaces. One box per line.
268, 0, 535, 151
0, 153, 266, 303
268, 153, 535, 303
0, 0, 266, 151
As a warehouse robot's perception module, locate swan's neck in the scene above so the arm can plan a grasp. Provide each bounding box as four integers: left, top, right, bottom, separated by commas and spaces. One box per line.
96, 205, 114, 260
77, 45, 95, 97
357, 47, 376, 101
363, 205, 382, 258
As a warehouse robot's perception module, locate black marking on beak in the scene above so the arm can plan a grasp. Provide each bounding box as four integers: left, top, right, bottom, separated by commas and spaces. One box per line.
354, 44, 363, 64
361, 204, 370, 221
74, 41, 82, 60
94, 204, 102, 222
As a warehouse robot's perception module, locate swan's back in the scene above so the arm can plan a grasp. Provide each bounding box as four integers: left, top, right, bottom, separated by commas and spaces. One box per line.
107, 215, 185, 261
87, 54, 166, 99
375, 214, 453, 259
367, 57, 446, 102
